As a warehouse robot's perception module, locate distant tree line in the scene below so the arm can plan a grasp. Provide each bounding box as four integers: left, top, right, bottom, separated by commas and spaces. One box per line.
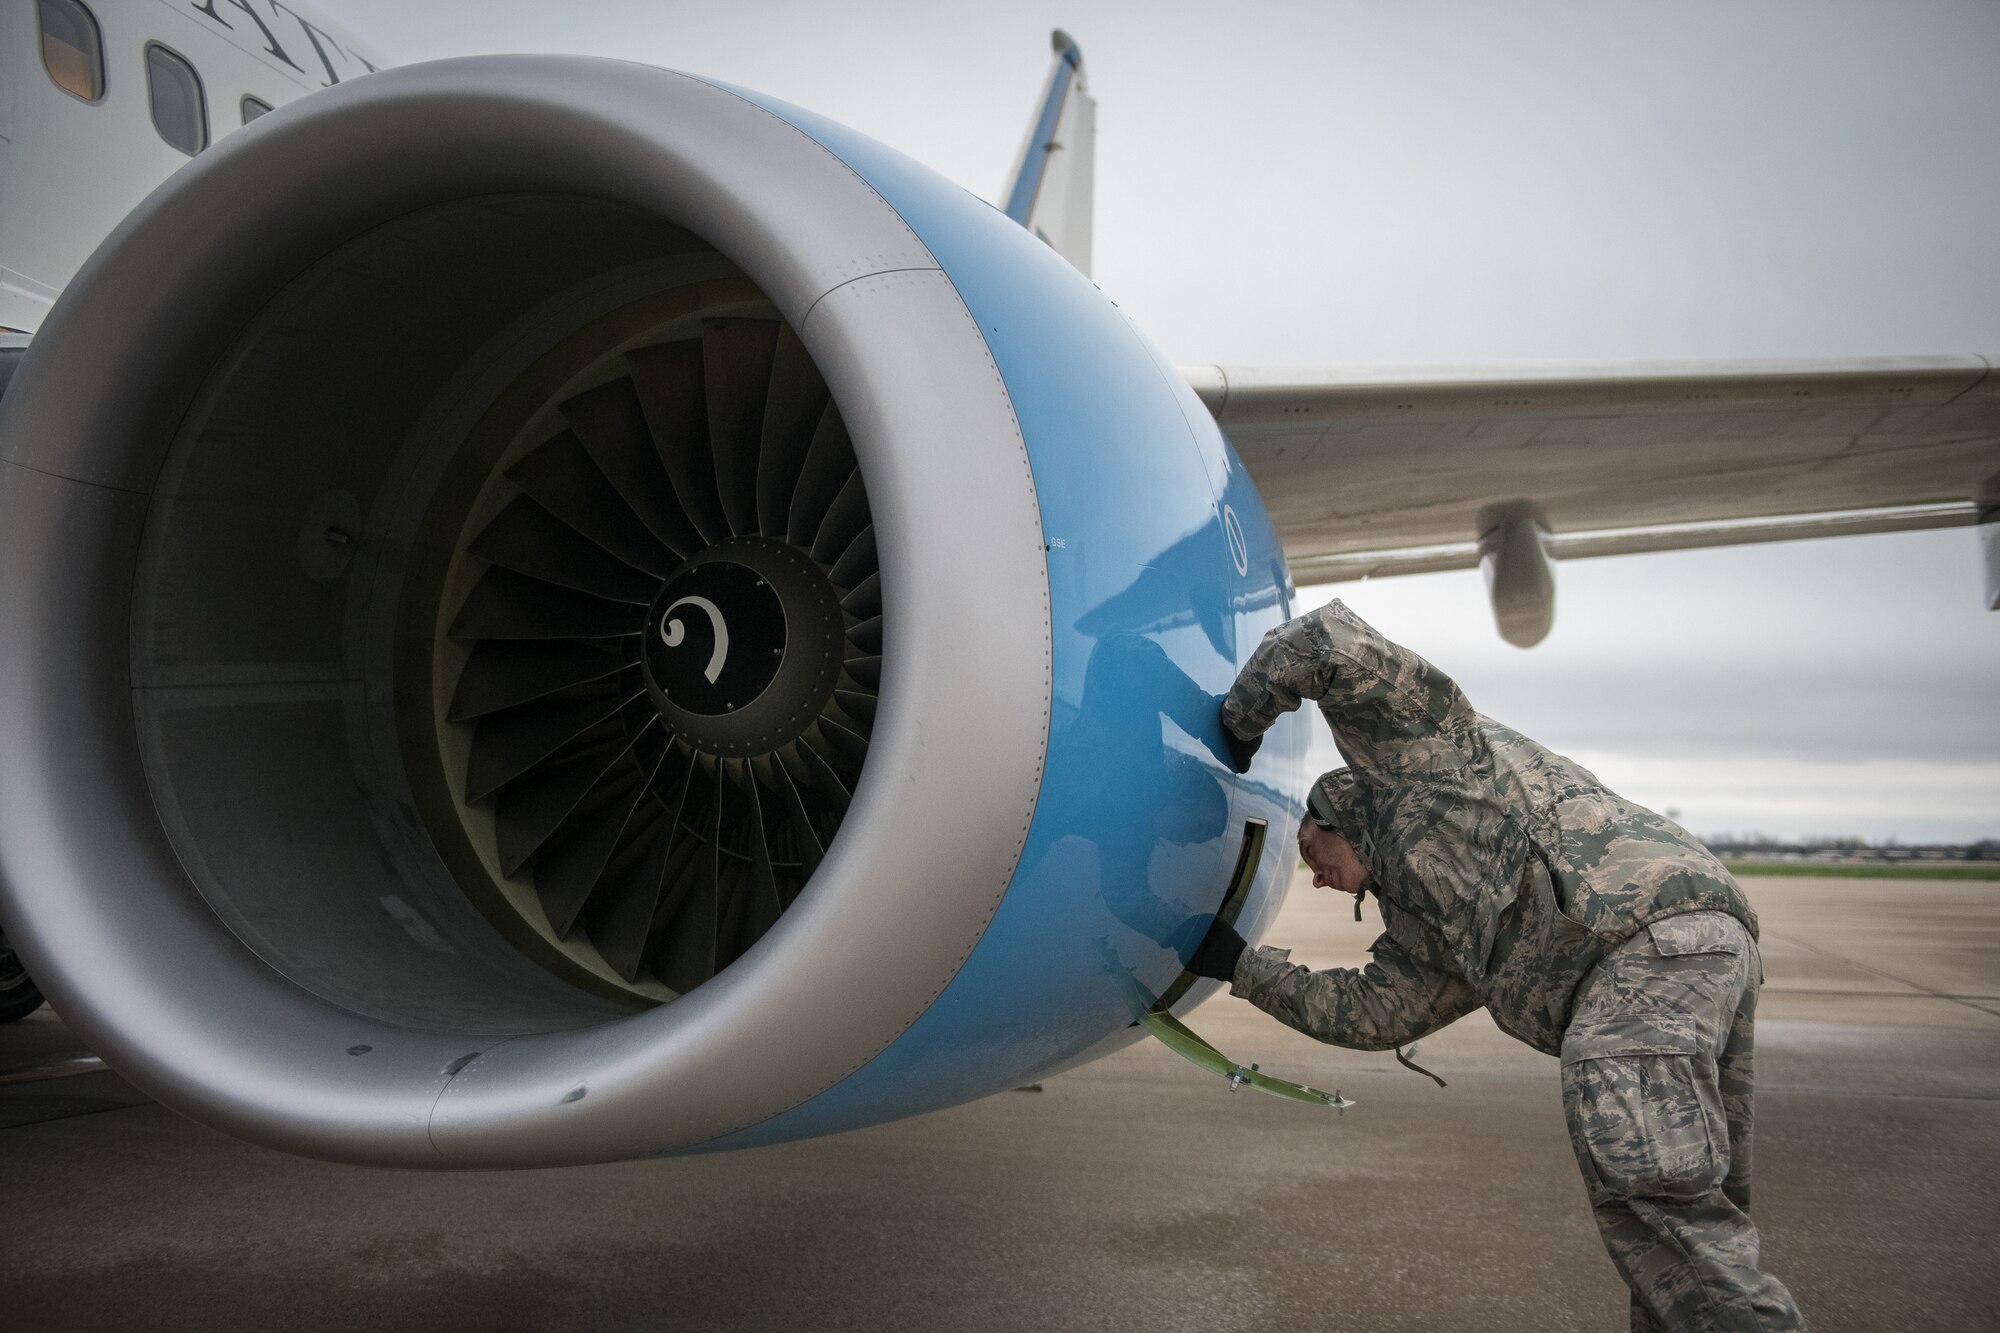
1702, 835, 2000, 863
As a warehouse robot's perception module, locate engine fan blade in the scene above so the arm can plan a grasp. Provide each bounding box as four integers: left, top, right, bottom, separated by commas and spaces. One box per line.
561, 378, 707, 558
810, 470, 871, 566
814, 713, 871, 766
465, 685, 642, 803
755, 753, 825, 887
846, 614, 883, 656
839, 570, 881, 620
508, 430, 679, 578
755, 324, 829, 537
588, 782, 691, 984
493, 727, 650, 876
786, 406, 856, 547
449, 569, 647, 641
829, 526, 877, 588
732, 768, 785, 957
787, 734, 853, 816
533, 752, 667, 939
700, 319, 779, 537
626, 340, 730, 547
831, 689, 877, 726
657, 763, 723, 992
467, 496, 662, 604
446, 640, 628, 721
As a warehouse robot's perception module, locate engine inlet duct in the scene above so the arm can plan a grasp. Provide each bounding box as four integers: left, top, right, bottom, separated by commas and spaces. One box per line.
0, 57, 1308, 1167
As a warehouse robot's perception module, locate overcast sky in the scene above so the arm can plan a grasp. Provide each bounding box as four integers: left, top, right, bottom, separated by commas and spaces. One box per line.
317, 0, 1999, 842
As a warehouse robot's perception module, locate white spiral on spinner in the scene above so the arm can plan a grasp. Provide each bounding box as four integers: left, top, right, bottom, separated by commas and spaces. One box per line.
659, 595, 730, 684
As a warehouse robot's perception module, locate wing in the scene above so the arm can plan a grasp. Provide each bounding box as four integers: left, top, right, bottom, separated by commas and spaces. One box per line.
1187, 357, 2000, 644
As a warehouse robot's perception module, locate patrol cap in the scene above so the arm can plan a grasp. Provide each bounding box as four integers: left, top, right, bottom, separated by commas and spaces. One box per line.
1305, 768, 1367, 847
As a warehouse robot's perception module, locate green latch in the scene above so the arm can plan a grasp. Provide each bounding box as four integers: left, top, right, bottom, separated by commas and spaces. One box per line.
1138, 1004, 1354, 1110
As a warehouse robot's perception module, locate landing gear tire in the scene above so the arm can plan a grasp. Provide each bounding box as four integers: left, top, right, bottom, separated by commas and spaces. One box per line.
0, 929, 46, 1022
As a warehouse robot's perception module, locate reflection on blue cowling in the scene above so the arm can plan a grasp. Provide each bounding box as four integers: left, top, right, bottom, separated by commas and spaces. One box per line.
701, 85, 1310, 1150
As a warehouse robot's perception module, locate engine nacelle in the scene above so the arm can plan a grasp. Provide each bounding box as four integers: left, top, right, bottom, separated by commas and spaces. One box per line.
0, 58, 1307, 1166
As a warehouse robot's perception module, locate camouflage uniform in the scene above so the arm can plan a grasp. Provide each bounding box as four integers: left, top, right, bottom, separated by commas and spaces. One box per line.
1222, 600, 1804, 1331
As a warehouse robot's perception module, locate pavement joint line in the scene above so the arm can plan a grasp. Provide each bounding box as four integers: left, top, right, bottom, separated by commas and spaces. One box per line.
0, 1057, 107, 1085
0, 1101, 151, 1131
1766, 1087, 2000, 1104
1761, 929, 2000, 1022
1766, 987, 2000, 1000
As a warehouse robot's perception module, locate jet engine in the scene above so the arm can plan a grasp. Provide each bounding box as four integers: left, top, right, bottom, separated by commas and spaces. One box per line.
0, 58, 1308, 1166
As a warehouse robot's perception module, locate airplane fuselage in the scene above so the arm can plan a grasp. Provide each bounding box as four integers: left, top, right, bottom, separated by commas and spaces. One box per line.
1, 0, 383, 332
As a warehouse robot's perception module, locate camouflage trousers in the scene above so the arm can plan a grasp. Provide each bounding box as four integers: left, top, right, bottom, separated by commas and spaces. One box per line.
1561, 912, 1805, 1331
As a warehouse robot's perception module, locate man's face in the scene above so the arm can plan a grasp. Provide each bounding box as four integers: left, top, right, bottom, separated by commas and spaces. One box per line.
1298, 819, 1369, 896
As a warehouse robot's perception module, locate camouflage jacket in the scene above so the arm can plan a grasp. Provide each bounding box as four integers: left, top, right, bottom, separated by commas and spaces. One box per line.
1222, 600, 1756, 1056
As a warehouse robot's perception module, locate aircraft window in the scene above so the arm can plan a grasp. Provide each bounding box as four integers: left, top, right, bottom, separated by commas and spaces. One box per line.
37, 0, 106, 103
241, 96, 274, 124
144, 44, 208, 156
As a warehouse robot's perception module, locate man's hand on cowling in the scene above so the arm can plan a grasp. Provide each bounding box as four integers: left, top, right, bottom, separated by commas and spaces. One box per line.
1185, 920, 1248, 983
1219, 700, 1262, 773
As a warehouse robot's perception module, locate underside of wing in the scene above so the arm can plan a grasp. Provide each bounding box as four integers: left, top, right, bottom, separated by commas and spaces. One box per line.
1188, 357, 2000, 643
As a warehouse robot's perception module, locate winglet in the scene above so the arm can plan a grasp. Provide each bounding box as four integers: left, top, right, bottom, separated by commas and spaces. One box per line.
998, 29, 1096, 276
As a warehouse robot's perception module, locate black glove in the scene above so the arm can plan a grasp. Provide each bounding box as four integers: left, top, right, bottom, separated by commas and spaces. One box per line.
1218, 700, 1262, 773
1186, 920, 1248, 982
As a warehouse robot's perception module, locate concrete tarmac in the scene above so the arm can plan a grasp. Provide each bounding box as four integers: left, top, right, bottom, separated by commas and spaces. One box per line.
2, 873, 1995, 1332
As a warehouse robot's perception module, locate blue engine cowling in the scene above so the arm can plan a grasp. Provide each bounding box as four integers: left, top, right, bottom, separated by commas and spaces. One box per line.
0, 57, 1309, 1165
